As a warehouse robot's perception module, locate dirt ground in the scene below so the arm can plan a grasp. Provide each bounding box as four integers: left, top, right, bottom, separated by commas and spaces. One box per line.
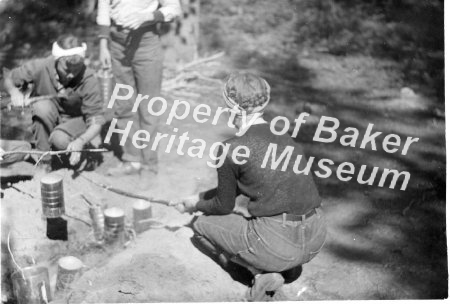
1, 53, 447, 302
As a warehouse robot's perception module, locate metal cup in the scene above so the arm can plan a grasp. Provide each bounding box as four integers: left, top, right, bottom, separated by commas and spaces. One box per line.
103, 207, 125, 244
133, 200, 153, 233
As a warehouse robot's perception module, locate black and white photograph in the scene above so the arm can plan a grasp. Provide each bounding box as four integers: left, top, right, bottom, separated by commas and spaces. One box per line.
0, 0, 446, 302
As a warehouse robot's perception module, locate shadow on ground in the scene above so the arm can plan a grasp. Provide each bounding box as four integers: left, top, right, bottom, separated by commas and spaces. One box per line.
228, 51, 447, 299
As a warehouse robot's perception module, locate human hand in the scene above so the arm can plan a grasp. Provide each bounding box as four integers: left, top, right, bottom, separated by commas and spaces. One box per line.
233, 195, 252, 218
10, 89, 25, 107
67, 138, 84, 165
170, 195, 198, 214
233, 204, 252, 218
120, 11, 155, 30
99, 42, 112, 69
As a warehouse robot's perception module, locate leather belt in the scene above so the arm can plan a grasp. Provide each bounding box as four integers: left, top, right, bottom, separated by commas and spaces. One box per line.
112, 23, 157, 34
271, 208, 318, 222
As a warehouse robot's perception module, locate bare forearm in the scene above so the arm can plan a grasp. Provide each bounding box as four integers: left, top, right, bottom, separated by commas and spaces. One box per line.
78, 124, 102, 145
99, 38, 108, 49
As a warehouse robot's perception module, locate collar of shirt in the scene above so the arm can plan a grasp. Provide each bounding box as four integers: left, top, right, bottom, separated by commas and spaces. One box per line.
237, 116, 268, 134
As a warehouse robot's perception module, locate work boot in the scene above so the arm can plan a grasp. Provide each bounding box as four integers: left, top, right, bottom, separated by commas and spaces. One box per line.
246, 273, 284, 302
106, 161, 141, 176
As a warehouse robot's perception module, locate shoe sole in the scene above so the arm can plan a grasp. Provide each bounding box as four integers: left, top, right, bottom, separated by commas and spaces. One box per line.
247, 273, 284, 302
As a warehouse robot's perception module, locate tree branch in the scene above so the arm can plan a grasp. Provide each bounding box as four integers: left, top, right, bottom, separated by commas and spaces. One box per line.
177, 51, 225, 72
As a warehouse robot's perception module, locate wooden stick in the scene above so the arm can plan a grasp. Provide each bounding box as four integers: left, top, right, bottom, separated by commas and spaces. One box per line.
80, 194, 93, 207
7, 231, 25, 280
10, 185, 37, 199
190, 71, 223, 84
63, 214, 92, 227
1, 148, 109, 167
177, 52, 225, 72
80, 174, 170, 206
1, 148, 108, 158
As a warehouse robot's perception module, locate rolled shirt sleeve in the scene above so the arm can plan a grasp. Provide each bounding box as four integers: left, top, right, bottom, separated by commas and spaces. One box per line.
78, 73, 105, 126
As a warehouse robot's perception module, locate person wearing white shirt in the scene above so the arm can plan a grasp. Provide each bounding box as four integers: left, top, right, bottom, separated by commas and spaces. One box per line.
97, 0, 182, 176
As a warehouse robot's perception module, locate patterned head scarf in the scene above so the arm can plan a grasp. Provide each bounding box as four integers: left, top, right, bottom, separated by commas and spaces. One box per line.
223, 72, 271, 115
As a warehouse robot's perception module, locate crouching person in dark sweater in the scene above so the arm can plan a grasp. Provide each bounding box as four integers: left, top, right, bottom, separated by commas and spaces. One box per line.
171, 72, 327, 301
4, 34, 105, 169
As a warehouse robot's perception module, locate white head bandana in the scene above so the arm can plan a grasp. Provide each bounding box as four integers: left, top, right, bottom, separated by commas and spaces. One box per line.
52, 41, 87, 60
222, 79, 271, 116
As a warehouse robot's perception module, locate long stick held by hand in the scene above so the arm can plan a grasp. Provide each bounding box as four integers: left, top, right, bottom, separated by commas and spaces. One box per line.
1, 148, 108, 158
0, 148, 108, 166
80, 174, 170, 206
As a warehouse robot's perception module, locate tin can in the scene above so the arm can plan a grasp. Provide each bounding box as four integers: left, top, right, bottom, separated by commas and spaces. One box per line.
97, 69, 114, 108
55, 256, 84, 293
12, 266, 51, 304
133, 200, 153, 233
103, 207, 125, 244
40, 174, 65, 218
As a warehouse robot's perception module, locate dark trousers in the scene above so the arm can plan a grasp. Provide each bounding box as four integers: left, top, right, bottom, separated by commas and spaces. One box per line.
32, 99, 86, 152
109, 25, 163, 164
193, 208, 327, 273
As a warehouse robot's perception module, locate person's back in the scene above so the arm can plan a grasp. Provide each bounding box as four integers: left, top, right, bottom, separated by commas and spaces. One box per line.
227, 123, 321, 217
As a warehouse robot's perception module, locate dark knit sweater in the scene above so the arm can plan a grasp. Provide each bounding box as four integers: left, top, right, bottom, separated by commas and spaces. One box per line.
196, 123, 321, 217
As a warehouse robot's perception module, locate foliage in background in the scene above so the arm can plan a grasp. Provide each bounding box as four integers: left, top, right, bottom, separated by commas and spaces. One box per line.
0, 0, 96, 68
200, 0, 444, 98
0, 0, 444, 98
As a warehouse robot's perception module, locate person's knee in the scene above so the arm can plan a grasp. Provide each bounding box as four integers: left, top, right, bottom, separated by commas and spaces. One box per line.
49, 130, 71, 150
32, 100, 58, 133
191, 222, 220, 257
32, 100, 55, 120
192, 216, 207, 237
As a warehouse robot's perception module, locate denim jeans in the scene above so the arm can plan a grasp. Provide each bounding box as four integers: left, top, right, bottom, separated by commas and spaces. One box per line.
109, 25, 163, 165
193, 208, 327, 273
32, 99, 86, 152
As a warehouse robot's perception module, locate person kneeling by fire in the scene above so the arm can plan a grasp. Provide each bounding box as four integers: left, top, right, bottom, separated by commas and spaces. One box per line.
171, 72, 327, 301
4, 34, 105, 170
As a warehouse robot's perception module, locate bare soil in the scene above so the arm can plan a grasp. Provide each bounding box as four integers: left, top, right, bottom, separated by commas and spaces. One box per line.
1, 53, 446, 302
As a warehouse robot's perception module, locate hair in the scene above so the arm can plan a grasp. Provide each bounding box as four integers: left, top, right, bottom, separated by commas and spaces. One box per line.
224, 72, 270, 112
55, 34, 85, 67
